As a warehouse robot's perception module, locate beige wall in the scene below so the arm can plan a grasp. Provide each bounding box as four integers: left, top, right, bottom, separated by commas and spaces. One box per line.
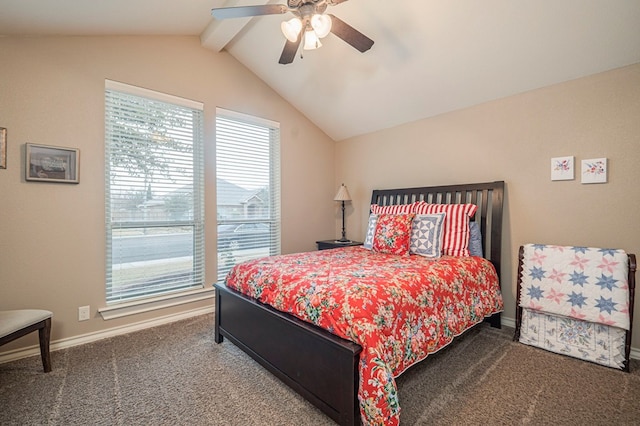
0, 36, 336, 352
336, 63, 640, 350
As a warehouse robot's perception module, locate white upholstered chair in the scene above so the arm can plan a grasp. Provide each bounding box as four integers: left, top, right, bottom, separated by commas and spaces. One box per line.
0, 310, 53, 372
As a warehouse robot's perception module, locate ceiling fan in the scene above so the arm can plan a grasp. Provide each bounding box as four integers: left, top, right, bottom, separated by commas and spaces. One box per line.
211, 0, 374, 64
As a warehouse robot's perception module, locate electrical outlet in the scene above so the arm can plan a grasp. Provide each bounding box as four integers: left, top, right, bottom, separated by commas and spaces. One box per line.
78, 305, 90, 321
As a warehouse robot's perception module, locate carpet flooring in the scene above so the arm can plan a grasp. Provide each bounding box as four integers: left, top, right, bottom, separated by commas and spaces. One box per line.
1, 314, 639, 425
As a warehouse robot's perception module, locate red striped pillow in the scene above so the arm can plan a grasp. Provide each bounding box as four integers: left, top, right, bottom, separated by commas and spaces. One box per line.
370, 203, 417, 215
414, 202, 478, 256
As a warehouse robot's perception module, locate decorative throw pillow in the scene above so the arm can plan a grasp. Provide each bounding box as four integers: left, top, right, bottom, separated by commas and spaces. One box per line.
409, 213, 446, 258
468, 221, 483, 257
370, 203, 417, 215
414, 202, 478, 256
363, 214, 379, 250
372, 213, 414, 256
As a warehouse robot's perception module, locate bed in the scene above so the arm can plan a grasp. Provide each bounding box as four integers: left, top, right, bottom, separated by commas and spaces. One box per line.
214, 181, 505, 425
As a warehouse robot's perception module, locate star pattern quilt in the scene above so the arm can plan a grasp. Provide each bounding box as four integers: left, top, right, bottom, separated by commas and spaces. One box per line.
519, 244, 630, 330
225, 246, 503, 426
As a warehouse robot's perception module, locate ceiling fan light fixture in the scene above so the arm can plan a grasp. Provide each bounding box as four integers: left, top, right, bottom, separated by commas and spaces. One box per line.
311, 14, 332, 38
303, 29, 322, 50
211, 1, 374, 64
281, 17, 302, 42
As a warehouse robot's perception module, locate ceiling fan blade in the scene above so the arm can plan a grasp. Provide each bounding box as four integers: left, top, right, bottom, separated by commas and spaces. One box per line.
211, 4, 288, 20
327, 14, 374, 53
326, 0, 350, 5
278, 33, 302, 64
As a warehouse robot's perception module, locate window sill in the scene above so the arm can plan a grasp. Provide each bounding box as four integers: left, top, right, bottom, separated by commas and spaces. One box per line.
98, 287, 215, 320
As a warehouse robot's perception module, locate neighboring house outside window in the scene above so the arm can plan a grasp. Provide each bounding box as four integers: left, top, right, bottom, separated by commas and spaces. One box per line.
216, 108, 281, 282
104, 80, 205, 304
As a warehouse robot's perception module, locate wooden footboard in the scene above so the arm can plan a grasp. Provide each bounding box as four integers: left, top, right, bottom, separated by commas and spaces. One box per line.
215, 283, 362, 426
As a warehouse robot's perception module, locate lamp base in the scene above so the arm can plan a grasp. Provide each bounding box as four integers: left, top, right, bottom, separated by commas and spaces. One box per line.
336, 238, 351, 243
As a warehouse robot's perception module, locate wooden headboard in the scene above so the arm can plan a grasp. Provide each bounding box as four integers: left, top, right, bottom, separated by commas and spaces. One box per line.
370, 181, 505, 279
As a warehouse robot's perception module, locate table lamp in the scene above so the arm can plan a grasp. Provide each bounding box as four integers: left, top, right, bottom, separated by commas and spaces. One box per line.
334, 183, 352, 242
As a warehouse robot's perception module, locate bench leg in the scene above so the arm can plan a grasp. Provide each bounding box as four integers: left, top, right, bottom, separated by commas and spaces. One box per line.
38, 318, 52, 373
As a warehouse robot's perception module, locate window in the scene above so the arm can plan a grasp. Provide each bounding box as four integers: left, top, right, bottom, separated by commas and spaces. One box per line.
105, 80, 204, 304
216, 108, 281, 282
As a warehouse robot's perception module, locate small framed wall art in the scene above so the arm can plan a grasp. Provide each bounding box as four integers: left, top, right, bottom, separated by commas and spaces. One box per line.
550, 156, 574, 181
0, 127, 6, 169
581, 158, 607, 184
25, 143, 80, 183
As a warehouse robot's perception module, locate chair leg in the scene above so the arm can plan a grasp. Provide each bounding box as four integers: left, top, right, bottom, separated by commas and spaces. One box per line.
38, 318, 52, 373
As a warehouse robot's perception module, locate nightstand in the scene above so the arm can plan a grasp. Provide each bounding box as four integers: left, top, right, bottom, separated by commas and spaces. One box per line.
316, 240, 363, 251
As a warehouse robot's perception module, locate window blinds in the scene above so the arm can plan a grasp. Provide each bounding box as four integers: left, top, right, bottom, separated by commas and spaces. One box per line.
105, 80, 205, 303
216, 108, 281, 282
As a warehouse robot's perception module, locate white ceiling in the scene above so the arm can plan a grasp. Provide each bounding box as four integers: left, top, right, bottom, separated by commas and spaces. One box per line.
2, 0, 639, 141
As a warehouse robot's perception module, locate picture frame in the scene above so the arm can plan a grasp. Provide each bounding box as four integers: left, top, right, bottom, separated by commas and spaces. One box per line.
25, 143, 79, 183
0, 127, 6, 169
550, 156, 574, 181
581, 158, 608, 184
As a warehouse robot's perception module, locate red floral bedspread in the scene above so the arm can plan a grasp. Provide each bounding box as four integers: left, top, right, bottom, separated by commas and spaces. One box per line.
225, 246, 503, 425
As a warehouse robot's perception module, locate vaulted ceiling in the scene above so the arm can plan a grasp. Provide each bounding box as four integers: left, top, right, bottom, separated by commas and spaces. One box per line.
2, 0, 639, 141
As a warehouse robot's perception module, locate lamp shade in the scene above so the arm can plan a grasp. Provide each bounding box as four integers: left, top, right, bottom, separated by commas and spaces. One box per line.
334, 184, 352, 201
281, 17, 302, 42
311, 14, 332, 38
303, 29, 322, 50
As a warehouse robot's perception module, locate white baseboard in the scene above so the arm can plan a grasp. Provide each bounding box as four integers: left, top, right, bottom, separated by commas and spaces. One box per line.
0, 305, 214, 365
501, 315, 639, 360
2, 309, 637, 364
501, 315, 516, 329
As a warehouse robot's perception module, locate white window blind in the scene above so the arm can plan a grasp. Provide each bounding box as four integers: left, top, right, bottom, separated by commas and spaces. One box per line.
216, 108, 281, 282
105, 80, 205, 304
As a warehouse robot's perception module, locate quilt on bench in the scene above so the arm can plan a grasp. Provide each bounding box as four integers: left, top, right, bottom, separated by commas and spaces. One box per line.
518, 244, 630, 369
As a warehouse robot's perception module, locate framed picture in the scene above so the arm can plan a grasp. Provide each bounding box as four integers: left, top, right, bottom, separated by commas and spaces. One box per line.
581, 158, 608, 184
25, 143, 79, 183
550, 156, 574, 181
0, 127, 6, 169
